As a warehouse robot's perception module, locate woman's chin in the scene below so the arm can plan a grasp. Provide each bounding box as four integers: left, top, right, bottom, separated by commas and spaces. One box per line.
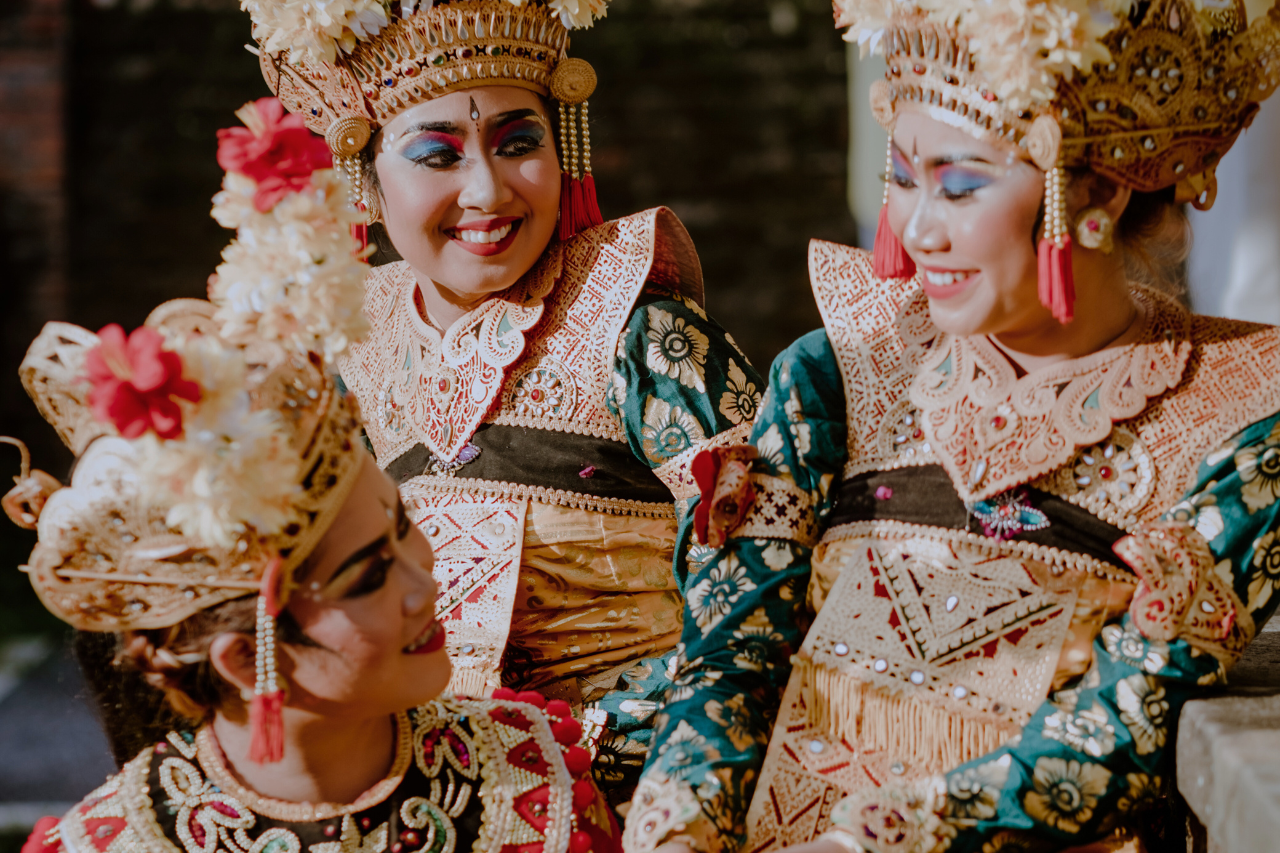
925, 297, 993, 338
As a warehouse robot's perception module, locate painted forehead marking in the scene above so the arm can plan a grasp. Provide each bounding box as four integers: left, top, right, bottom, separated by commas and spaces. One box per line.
469, 97, 481, 122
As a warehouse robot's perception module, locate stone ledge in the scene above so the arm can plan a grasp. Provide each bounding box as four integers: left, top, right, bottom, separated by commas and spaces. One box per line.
1176, 627, 1280, 853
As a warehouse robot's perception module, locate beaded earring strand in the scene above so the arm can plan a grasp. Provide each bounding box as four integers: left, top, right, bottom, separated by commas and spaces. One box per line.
1036, 162, 1074, 324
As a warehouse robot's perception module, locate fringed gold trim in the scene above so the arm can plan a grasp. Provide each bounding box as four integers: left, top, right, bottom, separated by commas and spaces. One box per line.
487, 410, 627, 444
448, 666, 497, 699
795, 657, 1020, 773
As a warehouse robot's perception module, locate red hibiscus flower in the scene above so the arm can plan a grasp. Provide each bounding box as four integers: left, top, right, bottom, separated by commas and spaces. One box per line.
85, 324, 201, 440
216, 97, 332, 212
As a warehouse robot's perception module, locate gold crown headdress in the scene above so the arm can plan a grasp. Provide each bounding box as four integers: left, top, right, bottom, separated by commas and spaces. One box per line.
4, 98, 370, 764
246, 0, 610, 240
844, 0, 1280, 320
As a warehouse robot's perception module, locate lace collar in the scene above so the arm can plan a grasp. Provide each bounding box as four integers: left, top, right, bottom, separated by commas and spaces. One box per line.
397, 243, 565, 462
909, 288, 1193, 502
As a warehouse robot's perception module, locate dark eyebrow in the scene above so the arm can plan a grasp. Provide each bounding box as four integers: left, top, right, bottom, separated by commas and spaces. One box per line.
329, 532, 390, 582
927, 154, 995, 167
402, 120, 464, 136
490, 108, 541, 127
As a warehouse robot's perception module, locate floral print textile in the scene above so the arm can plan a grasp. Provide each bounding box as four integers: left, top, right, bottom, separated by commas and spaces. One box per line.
594, 290, 762, 796
631, 328, 1280, 852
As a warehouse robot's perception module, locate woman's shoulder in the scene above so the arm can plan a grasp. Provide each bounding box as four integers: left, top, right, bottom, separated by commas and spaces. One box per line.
34, 745, 158, 853
566, 208, 704, 309
806, 239, 926, 341
360, 261, 415, 321
412, 693, 618, 853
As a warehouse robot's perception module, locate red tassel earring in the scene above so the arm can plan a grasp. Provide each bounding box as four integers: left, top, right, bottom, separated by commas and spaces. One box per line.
249, 557, 286, 764
1036, 162, 1074, 324
872, 136, 916, 279
552, 59, 605, 241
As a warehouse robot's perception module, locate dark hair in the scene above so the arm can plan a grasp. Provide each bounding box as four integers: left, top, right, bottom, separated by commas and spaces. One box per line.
1116, 185, 1191, 296
76, 595, 316, 764
1039, 174, 1191, 298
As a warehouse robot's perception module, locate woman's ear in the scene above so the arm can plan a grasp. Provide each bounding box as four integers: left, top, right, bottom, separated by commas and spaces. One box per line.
1069, 171, 1132, 224
209, 632, 257, 696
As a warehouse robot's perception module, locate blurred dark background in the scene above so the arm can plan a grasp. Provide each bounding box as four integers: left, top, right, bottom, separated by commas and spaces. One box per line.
0, 0, 854, 645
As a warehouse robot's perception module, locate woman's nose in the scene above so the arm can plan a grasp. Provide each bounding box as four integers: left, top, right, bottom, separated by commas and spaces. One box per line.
456, 156, 512, 211
900, 193, 950, 255
400, 547, 438, 617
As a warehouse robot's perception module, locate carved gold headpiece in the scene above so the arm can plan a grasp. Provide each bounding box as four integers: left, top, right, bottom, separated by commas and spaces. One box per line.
6, 99, 372, 761
249, 0, 609, 234
15, 306, 363, 633
5, 98, 371, 635
845, 0, 1280, 209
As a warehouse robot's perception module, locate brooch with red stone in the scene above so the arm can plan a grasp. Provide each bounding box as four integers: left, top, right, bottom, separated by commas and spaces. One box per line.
968, 488, 1050, 540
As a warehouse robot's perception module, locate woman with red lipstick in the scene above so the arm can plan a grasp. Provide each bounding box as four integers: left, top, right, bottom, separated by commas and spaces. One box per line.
7, 106, 620, 853
240, 0, 764, 805
626, 1, 1280, 852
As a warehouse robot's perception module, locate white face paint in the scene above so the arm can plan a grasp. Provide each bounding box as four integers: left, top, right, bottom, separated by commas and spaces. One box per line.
887, 111, 1050, 338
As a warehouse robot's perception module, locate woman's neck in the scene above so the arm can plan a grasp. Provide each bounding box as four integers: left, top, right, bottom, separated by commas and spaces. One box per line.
415, 279, 495, 331
989, 249, 1141, 374
210, 708, 396, 806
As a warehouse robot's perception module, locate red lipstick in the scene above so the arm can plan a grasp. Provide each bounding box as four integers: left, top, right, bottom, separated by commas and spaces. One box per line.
447, 217, 522, 257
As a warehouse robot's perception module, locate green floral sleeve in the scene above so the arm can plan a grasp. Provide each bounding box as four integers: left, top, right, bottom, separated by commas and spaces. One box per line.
607, 291, 765, 534
940, 411, 1280, 852
625, 330, 848, 853
594, 291, 765, 803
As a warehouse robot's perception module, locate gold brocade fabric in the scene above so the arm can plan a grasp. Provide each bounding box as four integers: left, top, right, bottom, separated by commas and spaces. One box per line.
508, 502, 682, 700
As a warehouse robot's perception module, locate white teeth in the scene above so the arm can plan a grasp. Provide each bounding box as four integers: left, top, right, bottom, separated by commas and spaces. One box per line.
405, 622, 437, 652
456, 223, 512, 244
925, 270, 971, 286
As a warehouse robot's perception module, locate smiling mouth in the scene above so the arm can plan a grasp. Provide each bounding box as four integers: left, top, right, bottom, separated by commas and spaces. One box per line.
404, 620, 444, 654
924, 269, 976, 287
452, 222, 513, 244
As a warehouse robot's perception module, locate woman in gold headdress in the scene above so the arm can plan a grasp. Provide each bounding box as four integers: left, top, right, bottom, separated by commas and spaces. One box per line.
624, 1, 1280, 851
9, 108, 619, 853
240, 0, 763, 801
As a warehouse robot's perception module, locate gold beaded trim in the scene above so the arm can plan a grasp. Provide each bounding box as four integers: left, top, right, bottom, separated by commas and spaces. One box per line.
194, 714, 413, 821
822, 518, 1138, 583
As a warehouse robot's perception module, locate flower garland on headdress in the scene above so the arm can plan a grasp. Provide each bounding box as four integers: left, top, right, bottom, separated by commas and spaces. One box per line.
839, 0, 1133, 111
69, 98, 370, 763
243, 0, 610, 65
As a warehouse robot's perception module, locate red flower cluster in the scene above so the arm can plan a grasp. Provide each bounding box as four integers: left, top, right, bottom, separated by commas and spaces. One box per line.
216, 97, 332, 212
85, 324, 201, 440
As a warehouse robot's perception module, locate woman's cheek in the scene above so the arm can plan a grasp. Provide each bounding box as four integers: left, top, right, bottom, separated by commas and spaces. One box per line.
886, 188, 913, 243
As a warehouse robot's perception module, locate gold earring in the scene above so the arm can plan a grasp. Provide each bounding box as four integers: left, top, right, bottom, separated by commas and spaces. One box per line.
339, 155, 380, 226
1075, 207, 1114, 254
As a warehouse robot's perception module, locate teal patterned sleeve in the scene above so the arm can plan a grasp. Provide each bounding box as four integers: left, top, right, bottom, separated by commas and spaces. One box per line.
607, 291, 765, 529
623, 330, 849, 853
937, 411, 1280, 853
593, 291, 766, 805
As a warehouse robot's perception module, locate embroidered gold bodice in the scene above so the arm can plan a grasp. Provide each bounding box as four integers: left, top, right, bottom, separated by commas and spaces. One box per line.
339, 209, 701, 697
743, 241, 1280, 849
51, 698, 616, 853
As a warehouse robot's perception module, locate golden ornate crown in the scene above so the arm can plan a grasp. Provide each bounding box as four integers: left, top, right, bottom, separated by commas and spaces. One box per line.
17, 304, 364, 633
6, 99, 371, 635
845, 0, 1280, 209
250, 0, 605, 156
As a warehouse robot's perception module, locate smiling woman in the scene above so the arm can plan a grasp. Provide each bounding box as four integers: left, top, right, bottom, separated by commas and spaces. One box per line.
240, 0, 764, 807
3, 109, 620, 853
626, 1, 1280, 852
